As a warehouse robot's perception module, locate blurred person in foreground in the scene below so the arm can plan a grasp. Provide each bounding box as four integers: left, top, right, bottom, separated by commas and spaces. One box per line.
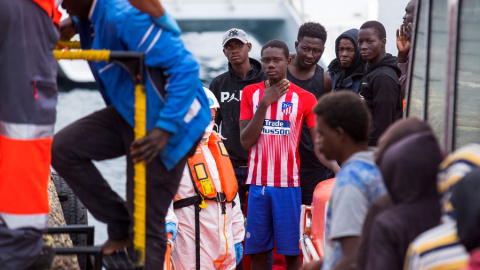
302, 91, 386, 270
59, 0, 182, 105
327, 29, 366, 93
396, 0, 417, 103
405, 144, 480, 270
364, 119, 442, 270
356, 117, 434, 270
451, 168, 480, 270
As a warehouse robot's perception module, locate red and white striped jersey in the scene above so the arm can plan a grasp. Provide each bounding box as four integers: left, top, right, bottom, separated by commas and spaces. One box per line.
240, 81, 317, 187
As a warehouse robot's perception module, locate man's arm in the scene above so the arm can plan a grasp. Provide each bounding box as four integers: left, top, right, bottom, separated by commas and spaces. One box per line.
309, 128, 340, 174
332, 236, 361, 270
59, 17, 76, 41
128, 0, 181, 35
239, 80, 290, 150
397, 24, 411, 100
324, 71, 332, 93
329, 185, 368, 269
396, 24, 411, 64
165, 201, 178, 225
128, 0, 165, 18
119, 14, 198, 162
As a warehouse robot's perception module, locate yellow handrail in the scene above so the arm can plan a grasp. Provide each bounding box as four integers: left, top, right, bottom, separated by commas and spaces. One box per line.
133, 83, 147, 264
56, 40, 81, 50
54, 49, 110, 62
54, 48, 147, 265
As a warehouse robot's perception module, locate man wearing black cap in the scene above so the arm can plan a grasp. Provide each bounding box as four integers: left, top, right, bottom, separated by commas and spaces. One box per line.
210, 28, 265, 216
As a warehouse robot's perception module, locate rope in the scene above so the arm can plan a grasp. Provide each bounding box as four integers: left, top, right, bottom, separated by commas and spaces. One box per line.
133, 83, 147, 264
56, 40, 81, 49
53, 50, 110, 62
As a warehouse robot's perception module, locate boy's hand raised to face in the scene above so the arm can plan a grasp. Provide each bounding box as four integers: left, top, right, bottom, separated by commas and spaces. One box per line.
260, 79, 290, 107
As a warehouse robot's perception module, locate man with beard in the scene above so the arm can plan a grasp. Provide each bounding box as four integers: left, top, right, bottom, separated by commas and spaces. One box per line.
287, 22, 339, 206
358, 20, 402, 146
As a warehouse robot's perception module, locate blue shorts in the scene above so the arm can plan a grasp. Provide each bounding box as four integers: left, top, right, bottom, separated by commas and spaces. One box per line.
245, 185, 301, 256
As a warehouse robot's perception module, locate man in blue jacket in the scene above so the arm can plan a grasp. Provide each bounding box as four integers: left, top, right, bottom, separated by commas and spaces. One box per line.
52, 0, 210, 268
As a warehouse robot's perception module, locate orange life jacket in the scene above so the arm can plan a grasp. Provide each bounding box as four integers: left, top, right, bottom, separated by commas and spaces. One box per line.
176, 132, 239, 270
187, 132, 238, 203
32, 0, 61, 26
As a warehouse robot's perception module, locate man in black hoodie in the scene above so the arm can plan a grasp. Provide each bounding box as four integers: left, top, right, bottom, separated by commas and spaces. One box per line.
358, 20, 402, 146
327, 28, 367, 93
210, 28, 265, 215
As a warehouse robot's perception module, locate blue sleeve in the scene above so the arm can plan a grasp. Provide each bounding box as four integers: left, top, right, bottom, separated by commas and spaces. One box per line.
119, 13, 200, 134
152, 11, 181, 36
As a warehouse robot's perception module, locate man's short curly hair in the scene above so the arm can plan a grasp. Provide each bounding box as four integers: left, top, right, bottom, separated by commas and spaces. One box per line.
261, 39, 289, 59
314, 91, 371, 143
297, 22, 327, 43
360, 20, 386, 40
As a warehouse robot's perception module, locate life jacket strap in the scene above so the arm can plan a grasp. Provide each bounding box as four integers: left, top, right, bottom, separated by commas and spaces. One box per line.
174, 191, 237, 210
173, 196, 201, 210
173, 192, 237, 268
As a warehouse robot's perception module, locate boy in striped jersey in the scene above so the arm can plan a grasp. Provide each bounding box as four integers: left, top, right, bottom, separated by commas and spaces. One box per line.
240, 39, 321, 269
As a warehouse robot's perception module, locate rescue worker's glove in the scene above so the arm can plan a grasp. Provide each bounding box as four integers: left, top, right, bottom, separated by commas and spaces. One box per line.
166, 222, 177, 241
153, 11, 181, 36
234, 242, 243, 265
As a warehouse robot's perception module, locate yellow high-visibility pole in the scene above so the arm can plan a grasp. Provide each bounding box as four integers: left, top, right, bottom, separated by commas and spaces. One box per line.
133, 82, 147, 264
54, 48, 147, 266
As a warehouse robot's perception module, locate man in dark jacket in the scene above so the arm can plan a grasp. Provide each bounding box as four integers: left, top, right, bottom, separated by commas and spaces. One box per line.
210, 28, 265, 214
327, 28, 366, 93
358, 20, 402, 146
287, 22, 339, 205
